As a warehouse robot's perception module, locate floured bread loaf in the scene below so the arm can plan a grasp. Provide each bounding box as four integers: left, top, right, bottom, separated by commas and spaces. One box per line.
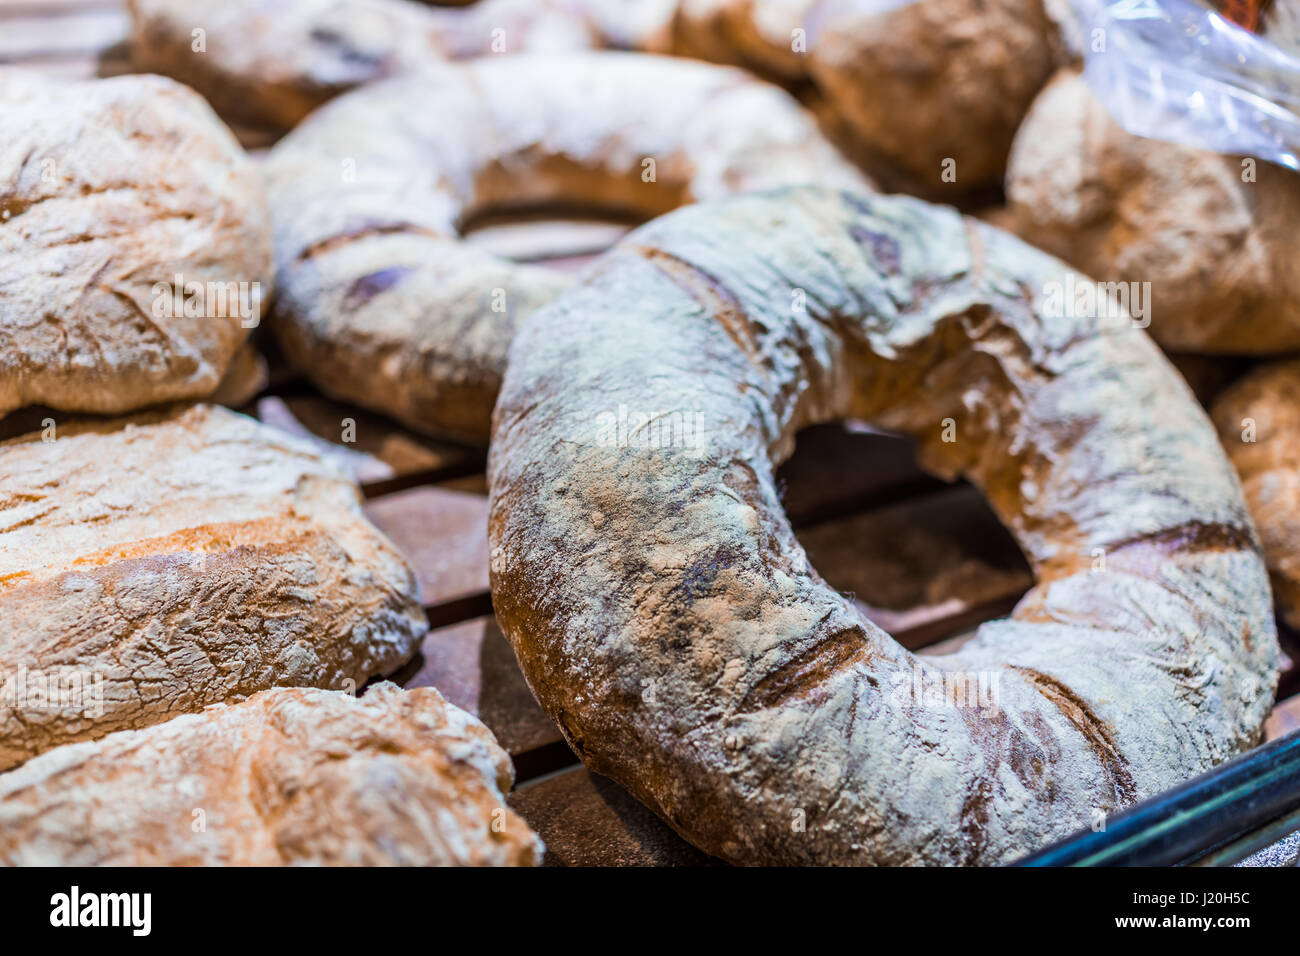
265, 52, 871, 443
1006, 69, 1300, 354
126, 0, 664, 130
0, 683, 542, 866
207, 341, 269, 408
671, 0, 1058, 191
489, 186, 1277, 865
1212, 361, 1300, 628
0, 69, 271, 418
0, 404, 426, 771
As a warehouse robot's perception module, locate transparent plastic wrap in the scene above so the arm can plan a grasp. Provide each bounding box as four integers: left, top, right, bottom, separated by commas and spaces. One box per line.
1072, 0, 1300, 168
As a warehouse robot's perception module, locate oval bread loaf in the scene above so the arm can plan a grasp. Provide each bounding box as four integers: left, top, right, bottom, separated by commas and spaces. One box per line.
0, 403, 426, 771
1212, 361, 1300, 630
488, 187, 1277, 865
0, 683, 542, 866
0, 69, 272, 419
672, 0, 1059, 191
1006, 69, 1300, 354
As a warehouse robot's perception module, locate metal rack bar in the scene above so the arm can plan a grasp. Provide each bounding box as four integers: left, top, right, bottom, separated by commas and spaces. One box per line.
1013, 730, 1300, 866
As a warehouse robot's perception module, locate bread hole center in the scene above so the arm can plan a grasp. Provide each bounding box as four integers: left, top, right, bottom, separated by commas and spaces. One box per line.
780, 422, 1032, 653
461, 205, 641, 268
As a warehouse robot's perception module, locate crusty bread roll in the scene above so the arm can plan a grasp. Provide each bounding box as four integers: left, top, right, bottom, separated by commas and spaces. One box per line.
1006, 69, 1300, 354
0, 404, 426, 772
126, 0, 667, 131
0, 69, 272, 419
265, 52, 871, 444
206, 341, 269, 408
671, 0, 812, 80
1211, 361, 1300, 629
488, 187, 1277, 865
670, 0, 1058, 191
0, 683, 542, 865
811, 0, 1057, 191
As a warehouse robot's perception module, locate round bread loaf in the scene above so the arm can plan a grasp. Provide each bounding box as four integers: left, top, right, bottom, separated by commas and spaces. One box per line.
126, 0, 671, 131
0, 404, 426, 772
0, 69, 271, 419
264, 52, 871, 444
671, 0, 1058, 191
487, 187, 1277, 865
1006, 69, 1300, 354
1211, 361, 1300, 629
0, 683, 542, 866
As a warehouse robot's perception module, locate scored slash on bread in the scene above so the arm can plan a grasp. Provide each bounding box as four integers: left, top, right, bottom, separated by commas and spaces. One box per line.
0, 403, 427, 772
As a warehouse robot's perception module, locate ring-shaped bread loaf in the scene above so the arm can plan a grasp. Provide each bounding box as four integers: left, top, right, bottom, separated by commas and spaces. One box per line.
126, 0, 652, 130
264, 52, 871, 444
487, 187, 1278, 866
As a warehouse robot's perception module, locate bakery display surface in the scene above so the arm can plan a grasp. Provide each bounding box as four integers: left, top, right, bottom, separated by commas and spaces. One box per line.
1, 0, 1298, 884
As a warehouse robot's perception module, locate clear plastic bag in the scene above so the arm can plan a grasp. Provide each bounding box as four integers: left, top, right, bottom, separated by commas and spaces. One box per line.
1073, 0, 1300, 168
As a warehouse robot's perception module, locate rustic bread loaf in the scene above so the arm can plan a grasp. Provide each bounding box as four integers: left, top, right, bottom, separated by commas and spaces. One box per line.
487, 186, 1277, 865
207, 341, 269, 408
265, 52, 871, 444
0, 69, 271, 419
1212, 361, 1300, 629
0, 683, 542, 865
670, 0, 1058, 191
126, 0, 663, 131
0, 404, 426, 772
1006, 69, 1300, 354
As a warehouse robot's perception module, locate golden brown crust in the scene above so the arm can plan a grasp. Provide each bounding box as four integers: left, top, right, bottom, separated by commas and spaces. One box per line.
0, 69, 272, 418
809, 0, 1055, 191
487, 186, 1277, 865
670, 0, 1057, 191
206, 341, 269, 408
1212, 361, 1300, 629
1006, 69, 1300, 354
0, 404, 426, 771
0, 683, 542, 865
264, 52, 871, 443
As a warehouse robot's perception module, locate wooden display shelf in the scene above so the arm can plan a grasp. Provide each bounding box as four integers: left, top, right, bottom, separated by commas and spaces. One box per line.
4, 0, 1298, 867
